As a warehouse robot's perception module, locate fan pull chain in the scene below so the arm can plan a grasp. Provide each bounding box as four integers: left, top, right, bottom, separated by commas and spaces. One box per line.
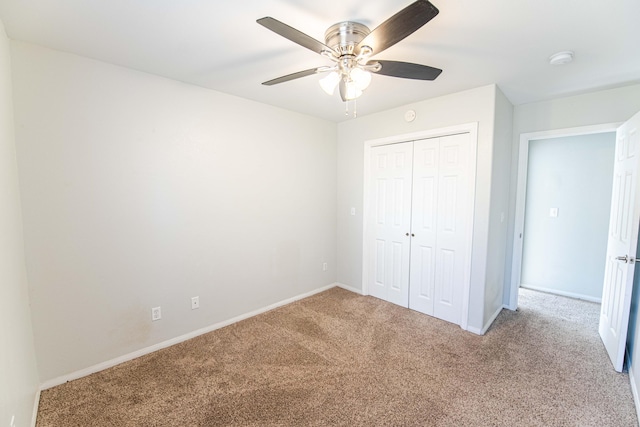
344, 100, 358, 118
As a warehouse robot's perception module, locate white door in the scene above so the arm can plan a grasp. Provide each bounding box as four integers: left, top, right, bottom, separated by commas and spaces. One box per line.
367, 142, 413, 307
599, 110, 640, 372
408, 138, 439, 314
409, 134, 473, 324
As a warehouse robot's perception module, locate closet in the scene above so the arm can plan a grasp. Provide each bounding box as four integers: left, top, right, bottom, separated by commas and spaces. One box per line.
365, 132, 476, 325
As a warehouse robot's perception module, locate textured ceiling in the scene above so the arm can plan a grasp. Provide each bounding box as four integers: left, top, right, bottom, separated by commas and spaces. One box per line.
1, 0, 639, 122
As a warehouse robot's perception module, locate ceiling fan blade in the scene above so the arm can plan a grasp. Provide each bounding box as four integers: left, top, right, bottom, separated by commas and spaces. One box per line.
357, 0, 439, 56
257, 17, 336, 56
262, 67, 327, 86
375, 60, 442, 80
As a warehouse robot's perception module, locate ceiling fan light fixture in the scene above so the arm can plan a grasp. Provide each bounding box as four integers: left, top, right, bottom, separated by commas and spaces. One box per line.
258, 0, 442, 112
350, 68, 372, 91
319, 71, 341, 95
320, 68, 370, 100
344, 83, 362, 100
339, 78, 363, 101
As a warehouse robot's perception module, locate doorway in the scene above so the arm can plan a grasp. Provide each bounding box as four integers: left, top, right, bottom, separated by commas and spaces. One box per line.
509, 123, 621, 309
519, 132, 615, 301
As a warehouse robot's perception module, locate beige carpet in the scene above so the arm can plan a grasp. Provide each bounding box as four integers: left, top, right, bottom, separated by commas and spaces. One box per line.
36, 287, 638, 426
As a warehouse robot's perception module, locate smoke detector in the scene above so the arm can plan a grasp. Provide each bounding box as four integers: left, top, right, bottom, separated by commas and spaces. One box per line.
549, 51, 574, 65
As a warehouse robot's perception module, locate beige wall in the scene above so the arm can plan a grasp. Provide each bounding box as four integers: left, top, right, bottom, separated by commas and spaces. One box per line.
11, 41, 338, 384
0, 21, 39, 427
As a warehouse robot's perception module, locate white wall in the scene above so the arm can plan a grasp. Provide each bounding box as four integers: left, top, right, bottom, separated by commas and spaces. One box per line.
11, 41, 337, 384
521, 133, 615, 300
0, 22, 40, 427
336, 84, 512, 332
484, 87, 513, 326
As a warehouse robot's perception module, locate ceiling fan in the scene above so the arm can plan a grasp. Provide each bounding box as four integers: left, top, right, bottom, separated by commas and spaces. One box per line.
257, 0, 442, 104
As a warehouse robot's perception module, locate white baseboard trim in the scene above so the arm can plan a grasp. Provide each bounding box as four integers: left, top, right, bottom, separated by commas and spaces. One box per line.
40, 283, 338, 390
630, 364, 640, 427
520, 284, 602, 303
31, 388, 41, 427
336, 282, 365, 295
467, 305, 506, 336
466, 326, 482, 335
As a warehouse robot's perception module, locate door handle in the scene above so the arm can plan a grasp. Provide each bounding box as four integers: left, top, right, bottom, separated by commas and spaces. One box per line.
616, 255, 636, 263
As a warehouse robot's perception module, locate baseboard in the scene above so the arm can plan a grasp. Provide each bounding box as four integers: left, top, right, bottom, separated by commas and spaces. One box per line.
467, 305, 506, 336
40, 283, 337, 390
629, 364, 640, 426
484, 305, 506, 334
336, 282, 365, 295
31, 387, 41, 427
466, 325, 482, 335
520, 284, 602, 303
504, 301, 517, 311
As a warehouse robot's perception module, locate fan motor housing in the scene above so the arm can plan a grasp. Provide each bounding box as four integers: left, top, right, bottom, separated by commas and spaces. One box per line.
324, 21, 370, 56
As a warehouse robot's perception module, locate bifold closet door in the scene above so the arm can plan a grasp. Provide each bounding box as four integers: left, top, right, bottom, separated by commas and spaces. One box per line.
367, 142, 413, 307
409, 133, 472, 324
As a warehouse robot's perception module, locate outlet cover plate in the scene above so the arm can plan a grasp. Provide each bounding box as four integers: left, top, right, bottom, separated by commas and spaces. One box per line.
152, 306, 161, 321
191, 296, 200, 310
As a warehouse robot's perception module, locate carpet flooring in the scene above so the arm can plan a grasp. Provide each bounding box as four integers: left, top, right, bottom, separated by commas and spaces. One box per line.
36, 287, 638, 426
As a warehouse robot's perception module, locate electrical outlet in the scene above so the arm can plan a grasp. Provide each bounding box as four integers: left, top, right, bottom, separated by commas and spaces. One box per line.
191, 296, 200, 310
152, 306, 161, 321
323, 262, 328, 271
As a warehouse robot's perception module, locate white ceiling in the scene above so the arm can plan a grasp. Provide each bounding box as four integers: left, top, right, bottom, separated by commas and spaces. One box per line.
1, 0, 639, 122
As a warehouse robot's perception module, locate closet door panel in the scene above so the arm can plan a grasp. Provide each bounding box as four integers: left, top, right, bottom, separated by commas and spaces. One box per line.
434, 133, 471, 324
368, 143, 413, 307
409, 138, 439, 314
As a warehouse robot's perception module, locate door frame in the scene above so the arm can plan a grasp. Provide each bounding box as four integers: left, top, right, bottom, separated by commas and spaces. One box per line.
362, 122, 478, 330
508, 123, 621, 310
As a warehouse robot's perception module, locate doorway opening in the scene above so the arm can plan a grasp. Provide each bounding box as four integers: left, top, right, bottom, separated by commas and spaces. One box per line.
519, 132, 616, 302
509, 123, 621, 310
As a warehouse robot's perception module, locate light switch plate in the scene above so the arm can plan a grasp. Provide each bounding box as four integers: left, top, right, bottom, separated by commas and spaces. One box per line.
549, 207, 559, 218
